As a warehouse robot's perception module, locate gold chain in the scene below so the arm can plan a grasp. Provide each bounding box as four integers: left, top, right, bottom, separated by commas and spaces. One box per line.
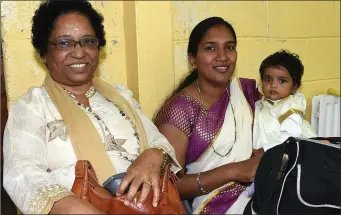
196, 79, 234, 158
196, 79, 207, 115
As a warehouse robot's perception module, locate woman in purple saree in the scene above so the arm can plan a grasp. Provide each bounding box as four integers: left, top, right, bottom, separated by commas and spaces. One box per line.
154, 17, 263, 214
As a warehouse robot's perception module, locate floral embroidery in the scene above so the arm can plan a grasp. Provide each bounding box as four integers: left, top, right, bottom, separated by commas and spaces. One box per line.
46, 120, 68, 142
104, 136, 126, 152
27, 184, 74, 214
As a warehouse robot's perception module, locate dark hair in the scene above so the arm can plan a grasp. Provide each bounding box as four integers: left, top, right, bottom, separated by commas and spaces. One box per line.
174, 17, 237, 95
153, 17, 237, 121
259, 50, 304, 88
32, 0, 106, 58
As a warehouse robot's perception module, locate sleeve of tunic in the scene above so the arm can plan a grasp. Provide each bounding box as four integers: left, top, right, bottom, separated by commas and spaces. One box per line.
3, 88, 73, 214
270, 93, 306, 148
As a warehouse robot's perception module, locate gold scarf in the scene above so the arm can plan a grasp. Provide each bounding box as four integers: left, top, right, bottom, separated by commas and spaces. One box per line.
45, 74, 148, 183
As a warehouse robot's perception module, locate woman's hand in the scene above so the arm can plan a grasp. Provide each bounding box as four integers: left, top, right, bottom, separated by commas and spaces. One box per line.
227, 151, 264, 182
50, 195, 105, 214
116, 148, 164, 208
252, 148, 264, 158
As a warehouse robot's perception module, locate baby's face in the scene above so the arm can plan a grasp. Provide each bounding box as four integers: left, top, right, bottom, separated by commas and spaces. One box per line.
261, 67, 296, 101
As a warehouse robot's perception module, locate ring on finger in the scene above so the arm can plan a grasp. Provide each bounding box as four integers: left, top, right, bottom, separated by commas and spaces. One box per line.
143, 180, 153, 186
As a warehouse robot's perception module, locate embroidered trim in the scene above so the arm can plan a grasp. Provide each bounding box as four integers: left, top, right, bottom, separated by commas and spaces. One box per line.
149, 136, 181, 173
154, 147, 169, 175
27, 184, 74, 214
266, 95, 291, 106
278, 109, 303, 124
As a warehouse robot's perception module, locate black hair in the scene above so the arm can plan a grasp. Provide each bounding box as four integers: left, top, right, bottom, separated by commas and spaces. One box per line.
174, 17, 237, 95
31, 0, 106, 58
259, 49, 304, 88
153, 17, 237, 121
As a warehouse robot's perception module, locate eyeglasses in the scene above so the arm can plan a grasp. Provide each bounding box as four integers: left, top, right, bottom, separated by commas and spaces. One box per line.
48, 37, 99, 51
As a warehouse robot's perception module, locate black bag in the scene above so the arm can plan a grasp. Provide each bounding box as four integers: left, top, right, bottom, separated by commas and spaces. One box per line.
244, 137, 341, 214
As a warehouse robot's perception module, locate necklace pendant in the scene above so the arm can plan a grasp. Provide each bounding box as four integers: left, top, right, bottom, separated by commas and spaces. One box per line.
104, 134, 116, 151
104, 133, 127, 152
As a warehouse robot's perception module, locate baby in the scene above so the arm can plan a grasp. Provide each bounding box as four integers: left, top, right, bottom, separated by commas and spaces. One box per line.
253, 49, 316, 151
249, 50, 316, 196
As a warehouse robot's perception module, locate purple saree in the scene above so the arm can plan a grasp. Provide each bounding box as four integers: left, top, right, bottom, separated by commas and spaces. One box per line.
155, 78, 259, 214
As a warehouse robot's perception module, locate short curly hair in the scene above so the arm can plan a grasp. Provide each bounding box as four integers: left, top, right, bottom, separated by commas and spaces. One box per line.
259, 49, 304, 88
32, 0, 106, 58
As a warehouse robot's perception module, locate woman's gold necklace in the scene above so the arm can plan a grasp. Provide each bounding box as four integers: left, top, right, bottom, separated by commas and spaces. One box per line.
196, 79, 235, 158
196, 79, 207, 115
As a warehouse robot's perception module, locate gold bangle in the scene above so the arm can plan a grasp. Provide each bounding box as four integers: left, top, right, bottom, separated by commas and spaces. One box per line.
155, 147, 169, 175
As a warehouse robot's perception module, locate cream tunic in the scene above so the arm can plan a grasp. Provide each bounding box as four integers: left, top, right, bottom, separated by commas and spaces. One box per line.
253, 92, 317, 151
3, 84, 180, 214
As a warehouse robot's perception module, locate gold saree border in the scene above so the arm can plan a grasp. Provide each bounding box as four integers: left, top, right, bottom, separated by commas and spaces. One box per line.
196, 79, 254, 213
196, 182, 235, 214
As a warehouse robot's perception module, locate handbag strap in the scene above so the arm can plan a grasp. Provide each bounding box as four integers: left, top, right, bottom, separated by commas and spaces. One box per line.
72, 160, 115, 202
161, 163, 179, 193
161, 164, 171, 193
74, 160, 101, 186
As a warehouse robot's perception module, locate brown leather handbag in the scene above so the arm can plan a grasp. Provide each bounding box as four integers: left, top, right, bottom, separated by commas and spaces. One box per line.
71, 160, 186, 214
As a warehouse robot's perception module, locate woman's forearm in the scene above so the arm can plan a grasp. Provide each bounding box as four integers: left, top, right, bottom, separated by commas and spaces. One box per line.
50, 195, 105, 214
176, 164, 235, 199
176, 156, 261, 199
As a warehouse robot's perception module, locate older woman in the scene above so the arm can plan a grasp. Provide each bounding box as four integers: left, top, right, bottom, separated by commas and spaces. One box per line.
2, 0, 180, 214
154, 17, 263, 214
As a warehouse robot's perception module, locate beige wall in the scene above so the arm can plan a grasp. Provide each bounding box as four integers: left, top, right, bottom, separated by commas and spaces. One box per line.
171, 1, 340, 121
1, 1, 340, 121
1, 1, 128, 105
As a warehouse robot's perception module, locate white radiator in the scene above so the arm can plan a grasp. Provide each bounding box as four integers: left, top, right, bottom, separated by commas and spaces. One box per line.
311, 95, 340, 137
